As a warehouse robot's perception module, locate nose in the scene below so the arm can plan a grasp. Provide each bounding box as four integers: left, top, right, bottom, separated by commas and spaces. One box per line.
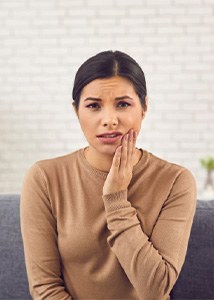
102, 108, 118, 127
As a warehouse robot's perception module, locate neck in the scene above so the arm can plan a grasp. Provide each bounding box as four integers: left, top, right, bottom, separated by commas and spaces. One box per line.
84, 146, 142, 172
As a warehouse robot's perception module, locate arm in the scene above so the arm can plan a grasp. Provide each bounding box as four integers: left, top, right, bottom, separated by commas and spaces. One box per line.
20, 163, 72, 300
102, 169, 197, 300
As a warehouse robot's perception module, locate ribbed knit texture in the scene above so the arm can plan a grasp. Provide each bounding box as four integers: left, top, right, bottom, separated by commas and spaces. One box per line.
20, 147, 197, 300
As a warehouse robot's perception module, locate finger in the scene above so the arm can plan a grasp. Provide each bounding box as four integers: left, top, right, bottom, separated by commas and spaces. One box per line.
131, 130, 137, 166
112, 145, 122, 171
127, 129, 133, 166
120, 134, 128, 171
132, 130, 137, 161
127, 129, 137, 166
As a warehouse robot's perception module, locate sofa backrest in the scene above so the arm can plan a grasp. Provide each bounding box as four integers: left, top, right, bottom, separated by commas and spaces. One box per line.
170, 199, 214, 299
0, 194, 31, 299
0, 194, 213, 299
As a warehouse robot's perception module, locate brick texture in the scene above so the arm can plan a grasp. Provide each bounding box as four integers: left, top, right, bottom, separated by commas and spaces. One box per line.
0, 0, 213, 194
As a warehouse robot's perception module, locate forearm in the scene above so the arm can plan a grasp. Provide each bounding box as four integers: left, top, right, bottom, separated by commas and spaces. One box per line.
30, 284, 72, 300
102, 186, 196, 300
20, 163, 73, 300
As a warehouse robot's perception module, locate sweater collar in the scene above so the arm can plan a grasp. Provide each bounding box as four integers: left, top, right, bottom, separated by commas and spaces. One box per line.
78, 146, 149, 179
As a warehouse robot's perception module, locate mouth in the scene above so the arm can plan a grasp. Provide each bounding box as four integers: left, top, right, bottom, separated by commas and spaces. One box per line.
96, 132, 123, 144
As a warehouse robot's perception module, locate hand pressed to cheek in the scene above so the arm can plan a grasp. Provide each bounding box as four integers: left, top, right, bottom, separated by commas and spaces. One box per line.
102, 129, 138, 195
120, 129, 135, 170
127, 129, 137, 167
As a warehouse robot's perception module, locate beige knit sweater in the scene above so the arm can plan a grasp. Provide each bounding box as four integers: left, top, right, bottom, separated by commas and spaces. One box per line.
20, 147, 197, 300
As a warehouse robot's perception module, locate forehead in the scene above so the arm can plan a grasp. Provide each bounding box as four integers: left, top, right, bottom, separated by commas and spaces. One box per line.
80, 76, 137, 98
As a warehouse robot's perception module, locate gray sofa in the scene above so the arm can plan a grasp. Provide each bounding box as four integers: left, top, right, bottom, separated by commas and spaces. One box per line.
0, 194, 213, 300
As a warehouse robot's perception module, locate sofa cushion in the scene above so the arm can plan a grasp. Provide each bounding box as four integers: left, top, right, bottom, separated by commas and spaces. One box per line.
0, 194, 213, 299
0, 194, 31, 300
170, 200, 214, 299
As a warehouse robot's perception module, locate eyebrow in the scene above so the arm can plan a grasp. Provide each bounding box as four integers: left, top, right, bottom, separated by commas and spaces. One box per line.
84, 96, 134, 102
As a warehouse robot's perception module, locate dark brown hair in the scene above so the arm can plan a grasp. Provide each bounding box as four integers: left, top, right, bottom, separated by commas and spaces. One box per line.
72, 50, 147, 111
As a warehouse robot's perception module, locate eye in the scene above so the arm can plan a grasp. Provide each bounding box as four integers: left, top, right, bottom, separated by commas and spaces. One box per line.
85, 101, 131, 110
117, 101, 131, 108
86, 103, 100, 109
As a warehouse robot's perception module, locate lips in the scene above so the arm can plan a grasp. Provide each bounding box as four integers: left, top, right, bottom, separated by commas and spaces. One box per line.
97, 132, 123, 144
97, 131, 123, 138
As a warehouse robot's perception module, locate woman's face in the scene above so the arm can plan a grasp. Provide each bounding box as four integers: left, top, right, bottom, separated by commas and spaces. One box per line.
73, 75, 147, 156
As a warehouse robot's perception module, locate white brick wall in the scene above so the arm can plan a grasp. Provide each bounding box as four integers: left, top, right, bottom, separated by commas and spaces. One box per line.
0, 0, 213, 195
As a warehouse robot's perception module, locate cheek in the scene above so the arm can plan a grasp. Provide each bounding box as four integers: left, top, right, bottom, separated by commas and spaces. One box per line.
78, 115, 96, 138
126, 113, 143, 127
78, 116, 89, 135
127, 115, 143, 137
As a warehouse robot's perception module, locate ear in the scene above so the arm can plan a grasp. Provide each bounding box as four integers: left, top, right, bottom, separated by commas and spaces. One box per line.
142, 95, 148, 119
72, 101, 79, 118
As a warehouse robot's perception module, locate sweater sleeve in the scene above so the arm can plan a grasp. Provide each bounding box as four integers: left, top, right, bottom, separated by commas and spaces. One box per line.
20, 163, 72, 300
102, 168, 197, 300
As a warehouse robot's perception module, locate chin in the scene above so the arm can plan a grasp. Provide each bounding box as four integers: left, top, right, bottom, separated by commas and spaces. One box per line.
88, 138, 120, 156
94, 143, 118, 156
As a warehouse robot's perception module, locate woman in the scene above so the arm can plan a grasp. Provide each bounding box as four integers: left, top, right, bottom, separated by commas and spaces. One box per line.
20, 50, 197, 300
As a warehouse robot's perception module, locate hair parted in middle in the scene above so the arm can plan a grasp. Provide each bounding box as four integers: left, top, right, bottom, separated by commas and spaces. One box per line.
72, 50, 147, 111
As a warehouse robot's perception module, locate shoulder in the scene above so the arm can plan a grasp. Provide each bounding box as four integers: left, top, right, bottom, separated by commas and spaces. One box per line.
37, 149, 79, 167
25, 148, 82, 181
150, 152, 197, 209
144, 151, 197, 201
148, 151, 195, 182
